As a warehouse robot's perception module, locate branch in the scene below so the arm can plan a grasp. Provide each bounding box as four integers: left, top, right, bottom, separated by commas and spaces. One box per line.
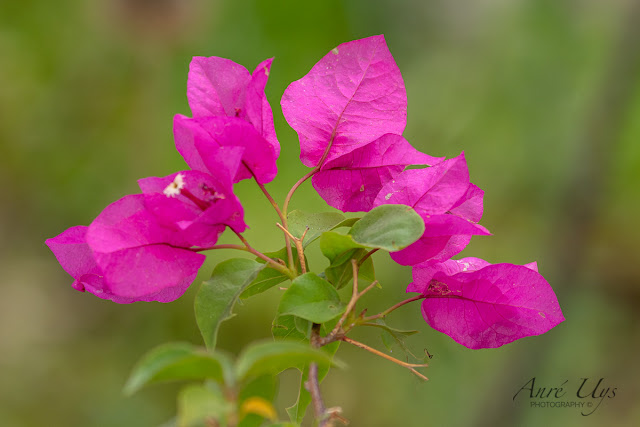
361, 295, 425, 323
341, 336, 429, 381
358, 248, 379, 266
276, 223, 308, 274
247, 165, 296, 272
305, 363, 327, 426
226, 231, 295, 279
321, 260, 379, 345
282, 168, 317, 217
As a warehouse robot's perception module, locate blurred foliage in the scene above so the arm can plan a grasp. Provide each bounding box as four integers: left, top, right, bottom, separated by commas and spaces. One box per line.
1, 0, 639, 426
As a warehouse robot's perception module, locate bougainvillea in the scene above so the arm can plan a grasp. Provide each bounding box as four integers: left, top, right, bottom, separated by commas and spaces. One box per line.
47, 35, 563, 426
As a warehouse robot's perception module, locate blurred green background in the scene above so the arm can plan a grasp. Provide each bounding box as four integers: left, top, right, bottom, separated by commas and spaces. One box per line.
1, 0, 639, 425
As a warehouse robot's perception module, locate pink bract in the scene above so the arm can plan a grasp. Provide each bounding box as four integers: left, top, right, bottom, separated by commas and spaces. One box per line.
409, 258, 564, 349
47, 167, 246, 304
312, 133, 443, 212
281, 35, 407, 168
374, 153, 490, 265
46, 217, 204, 304
139, 170, 247, 246
174, 115, 277, 184
187, 56, 279, 155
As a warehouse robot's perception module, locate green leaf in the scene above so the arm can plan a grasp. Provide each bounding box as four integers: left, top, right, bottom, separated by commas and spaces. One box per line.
238, 375, 279, 427
241, 247, 304, 299
319, 232, 375, 288
123, 343, 233, 396
277, 273, 345, 323
177, 384, 230, 427
272, 315, 309, 342
288, 210, 346, 247
325, 248, 376, 289
241, 267, 287, 299
235, 340, 342, 382
319, 231, 368, 259
331, 217, 360, 230
350, 204, 425, 251
195, 258, 265, 350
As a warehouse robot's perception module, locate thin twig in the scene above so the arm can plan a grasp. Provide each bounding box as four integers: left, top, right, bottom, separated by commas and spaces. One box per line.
276, 223, 307, 274
358, 248, 379, 266
300, 226, 310, 244
361, 295, 425, 323
193, 244, 248, 252
254, 179, 285, 222
281, 142, 336, 271
283, 168, 317, 216
322, 260, 379, 344
297, 227, 310, 273
247, 165, 296, 273
229, 231, 295, 278
341, 336, 429, 381
281, 128, 335, 220
276, 223, 296, 240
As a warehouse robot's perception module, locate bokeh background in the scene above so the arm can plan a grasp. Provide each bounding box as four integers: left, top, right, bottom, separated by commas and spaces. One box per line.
1, 0, 639, 426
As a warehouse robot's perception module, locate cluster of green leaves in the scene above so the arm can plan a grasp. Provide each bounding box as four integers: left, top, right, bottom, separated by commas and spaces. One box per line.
125, 205, 424, 426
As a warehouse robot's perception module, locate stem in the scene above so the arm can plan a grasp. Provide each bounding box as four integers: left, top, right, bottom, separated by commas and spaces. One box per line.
341, 336, 429, 381
358, 248, 379, 266
322, 260, 379, 345
194, 244, 248, 252
297, 227, 310, 274
282, 168, 317, 217
204, 231, 293, 279
281, 132, 335, 218
247, 165, 295, 272
254, 179, 285, 222
361, 295, 425, 323
307, 325, 339, 427
281, 138, 337, 271
276, 223, 307, 274
305, 363, 329, 427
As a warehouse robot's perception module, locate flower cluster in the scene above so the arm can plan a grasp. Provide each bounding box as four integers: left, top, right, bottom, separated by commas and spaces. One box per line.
47, 35, 563, 349
47, 58, 279, 303
281, 36, 563, 349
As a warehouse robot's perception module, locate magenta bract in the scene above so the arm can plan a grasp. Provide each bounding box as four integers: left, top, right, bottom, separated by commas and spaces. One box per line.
139, 170, 247, 246
46, 200, 206, 304
312, 133, 443, 212
281, 35, 407, 168
374, 153, 490, 265
187, 56, 279, 155
408, 258, 564, 349
85, 194, 207, 301
46, 168, 247, 303
174, 115, 277, 184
